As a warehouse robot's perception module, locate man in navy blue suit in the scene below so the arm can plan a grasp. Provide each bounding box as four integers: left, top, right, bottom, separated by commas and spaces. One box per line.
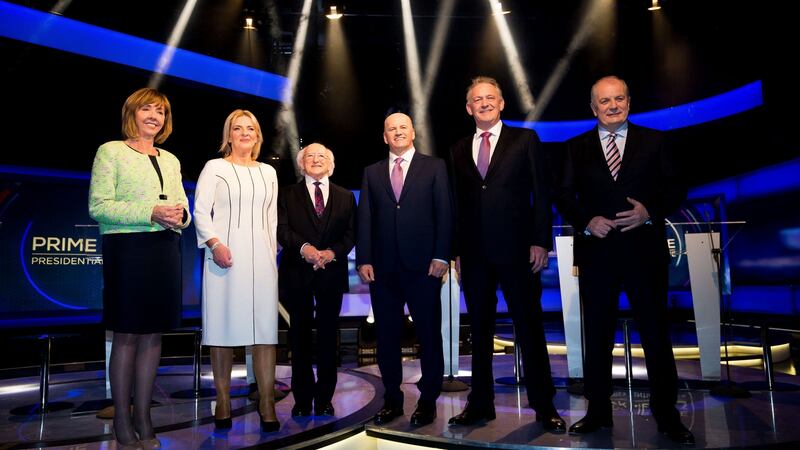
356, 112, 453, 426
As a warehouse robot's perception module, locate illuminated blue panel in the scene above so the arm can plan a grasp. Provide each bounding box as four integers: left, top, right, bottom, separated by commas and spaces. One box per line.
689, 158, 800, 202
0, 2, 288, 101
507, 81, 764, 142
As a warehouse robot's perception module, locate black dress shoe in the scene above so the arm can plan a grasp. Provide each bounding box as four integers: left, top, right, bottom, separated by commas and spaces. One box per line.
658, 422, 695, 445
410, 403, 437, 426
536, 411, 566, 432
314, 403, 335, 417
260, 419, 280, 433
374, 404, 404, 425
291, 405, 312, 417
448, 404, 496, 426
568, 414, 613, 435
214, 417, 232, 430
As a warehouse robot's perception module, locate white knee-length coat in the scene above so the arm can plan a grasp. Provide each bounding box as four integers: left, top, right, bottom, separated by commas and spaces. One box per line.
194, 159, 279, 346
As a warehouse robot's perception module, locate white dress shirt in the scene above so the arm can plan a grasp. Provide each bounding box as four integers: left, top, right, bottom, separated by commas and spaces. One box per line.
598, 121, 628, 159
389, 147, 415, 182
471, 120, 504, 166
304, 174, 330, 207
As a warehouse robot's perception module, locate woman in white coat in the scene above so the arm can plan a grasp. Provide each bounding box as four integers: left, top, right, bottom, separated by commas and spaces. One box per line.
193, 109, 279, 432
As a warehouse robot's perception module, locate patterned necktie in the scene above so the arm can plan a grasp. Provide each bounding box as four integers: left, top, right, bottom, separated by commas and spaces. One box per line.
313, 181, 324, 217
477, 131, 491, 179
391, 157, 404, 200
606, 132, 621, 180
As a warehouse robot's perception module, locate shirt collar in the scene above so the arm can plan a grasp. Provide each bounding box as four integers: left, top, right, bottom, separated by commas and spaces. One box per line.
305, 174, 329, 186
475, 120, 504, 140
390, 147, 416, 163
598, 121, 629, 140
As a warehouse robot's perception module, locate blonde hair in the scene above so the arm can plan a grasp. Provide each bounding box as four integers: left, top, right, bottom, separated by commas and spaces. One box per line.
121, 88, 172, 144
219, 109, 264, 160
466, 76, 504, 103
296, 144, 336, 177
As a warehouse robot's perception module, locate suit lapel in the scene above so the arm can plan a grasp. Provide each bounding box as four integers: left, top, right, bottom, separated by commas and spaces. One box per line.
378, 158, 397, 202
484, 125, 510, 180
297, 182, 320, 224
616, 123, 637, 182
399, 154, 423, 202
318, 184, 335, 233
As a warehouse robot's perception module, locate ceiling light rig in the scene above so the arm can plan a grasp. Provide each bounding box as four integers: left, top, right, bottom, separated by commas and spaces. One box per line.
648, 0, 662, 11
244, 16, 255, 29
326, 6, 343, 20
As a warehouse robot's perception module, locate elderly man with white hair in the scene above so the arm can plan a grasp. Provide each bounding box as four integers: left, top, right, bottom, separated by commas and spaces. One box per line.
277, 143, 356, 417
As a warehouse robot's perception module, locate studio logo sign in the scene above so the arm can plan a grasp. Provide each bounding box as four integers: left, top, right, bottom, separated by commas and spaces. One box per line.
21, 221, 103, 310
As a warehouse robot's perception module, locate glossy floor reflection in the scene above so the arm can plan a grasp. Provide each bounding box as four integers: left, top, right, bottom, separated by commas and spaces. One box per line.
1, 354, 799, 449
358, 355, 800, 449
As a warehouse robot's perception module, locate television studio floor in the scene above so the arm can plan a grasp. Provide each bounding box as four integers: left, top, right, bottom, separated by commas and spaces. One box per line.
1, 351, 799, 450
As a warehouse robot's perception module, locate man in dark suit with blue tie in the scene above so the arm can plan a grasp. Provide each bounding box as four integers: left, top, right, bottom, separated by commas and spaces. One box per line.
356, 112, 453, 426
448, 76, 565, 431
278, 143, 356, 418
555, 76, 693, 444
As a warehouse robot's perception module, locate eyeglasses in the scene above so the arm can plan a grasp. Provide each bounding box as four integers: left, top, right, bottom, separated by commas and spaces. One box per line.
303, 153, 329, 160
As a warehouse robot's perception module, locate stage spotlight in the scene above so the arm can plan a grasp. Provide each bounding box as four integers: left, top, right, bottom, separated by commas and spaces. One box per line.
400, 0, 433, 155
148, 0, 198, 89
326, 6, 343, 20
525, 0, 609, 123
49, 0, 72, 15
492, 1, 511, 15
273, 0, 314, 170
244, 17, 255, 29
488, 0, 535, 114
648, 0, 662, 11
422, 0, 455, 100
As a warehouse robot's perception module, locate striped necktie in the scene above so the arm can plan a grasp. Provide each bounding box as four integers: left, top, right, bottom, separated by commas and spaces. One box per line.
606, 132, 621, 180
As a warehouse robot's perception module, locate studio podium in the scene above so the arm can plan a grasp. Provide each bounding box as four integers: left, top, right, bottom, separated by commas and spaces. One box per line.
555, 221, 744, 383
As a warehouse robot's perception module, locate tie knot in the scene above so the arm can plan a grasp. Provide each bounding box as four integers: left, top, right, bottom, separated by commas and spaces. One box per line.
394, 157, 403, 165
480, 131, 491, 139
313, 181, 321, 187
608, 132, 616, 140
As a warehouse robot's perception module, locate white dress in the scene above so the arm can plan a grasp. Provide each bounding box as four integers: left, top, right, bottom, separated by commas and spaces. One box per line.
194, 158, 279, 346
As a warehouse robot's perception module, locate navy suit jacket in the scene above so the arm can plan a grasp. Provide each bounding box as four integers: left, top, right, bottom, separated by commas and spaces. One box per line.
356, 152, 453, 273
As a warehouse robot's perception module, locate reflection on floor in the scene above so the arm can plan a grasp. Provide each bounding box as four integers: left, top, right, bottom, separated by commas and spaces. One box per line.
1, 354, 799, 449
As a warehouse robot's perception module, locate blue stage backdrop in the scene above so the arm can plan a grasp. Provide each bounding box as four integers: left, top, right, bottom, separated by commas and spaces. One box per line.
1, 163, 798, 328
0, 167, 201, 328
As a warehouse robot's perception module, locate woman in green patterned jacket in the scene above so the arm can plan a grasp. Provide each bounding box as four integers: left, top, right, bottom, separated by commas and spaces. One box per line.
89, 88, 191, 450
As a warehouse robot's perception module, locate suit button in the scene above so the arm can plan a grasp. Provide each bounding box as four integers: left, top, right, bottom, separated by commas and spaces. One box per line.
396, 204, 400, 209
482, 185, 487, 190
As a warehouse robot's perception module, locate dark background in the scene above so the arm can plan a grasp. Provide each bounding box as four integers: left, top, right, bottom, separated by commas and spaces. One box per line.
1, 0, 795, 188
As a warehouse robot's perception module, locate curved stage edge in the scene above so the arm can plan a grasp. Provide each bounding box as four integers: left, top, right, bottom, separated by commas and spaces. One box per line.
1, 355, 799, 449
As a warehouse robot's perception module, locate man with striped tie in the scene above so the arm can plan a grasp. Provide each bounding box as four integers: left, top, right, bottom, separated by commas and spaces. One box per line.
555, 76, 693, 444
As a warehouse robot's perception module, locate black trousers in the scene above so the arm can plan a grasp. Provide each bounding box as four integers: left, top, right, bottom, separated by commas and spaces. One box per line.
460, 258, 556, 412
579, 236, 679, 424
370, 268, 444, 406
286, 282, 344, 409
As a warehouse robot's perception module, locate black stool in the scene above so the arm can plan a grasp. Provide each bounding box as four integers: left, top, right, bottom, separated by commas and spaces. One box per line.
10, 334, 75, 415
170, 327, 216, 399
496, 326, 525, 386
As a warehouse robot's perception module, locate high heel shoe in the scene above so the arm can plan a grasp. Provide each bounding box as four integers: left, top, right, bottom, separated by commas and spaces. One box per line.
111, 428, 143, 450
214, 417, 232, 430
139, 437, 161, 450
260, 419, 280, 433
257, 401, 280, 433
